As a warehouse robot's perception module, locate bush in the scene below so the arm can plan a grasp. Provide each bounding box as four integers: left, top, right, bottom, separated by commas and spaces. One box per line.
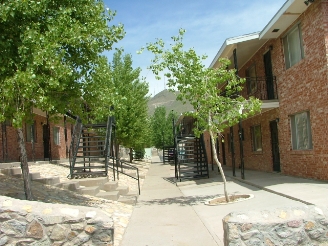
134, 149, 145, 160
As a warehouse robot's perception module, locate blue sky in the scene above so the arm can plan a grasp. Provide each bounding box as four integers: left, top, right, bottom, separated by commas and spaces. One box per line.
103, 0, 286, 96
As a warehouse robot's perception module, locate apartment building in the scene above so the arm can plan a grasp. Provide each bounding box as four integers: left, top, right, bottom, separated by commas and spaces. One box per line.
209, 0, 328, 180
0, 108, 72, 162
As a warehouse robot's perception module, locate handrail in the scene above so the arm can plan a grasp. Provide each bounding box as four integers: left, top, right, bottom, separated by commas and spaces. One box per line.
245, 76, 278, 100
108, 157, 140, 195
104, 116, 113, 176
69, 116, 83, 177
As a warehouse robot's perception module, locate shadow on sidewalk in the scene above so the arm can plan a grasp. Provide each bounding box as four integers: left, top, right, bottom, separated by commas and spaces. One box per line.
138, 194, 218, 206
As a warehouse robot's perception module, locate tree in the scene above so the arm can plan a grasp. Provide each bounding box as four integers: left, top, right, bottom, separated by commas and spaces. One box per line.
109, 51, 149, 162
0, 0, 124, 199
145, 29, 261, 202
151, 106, 177, 149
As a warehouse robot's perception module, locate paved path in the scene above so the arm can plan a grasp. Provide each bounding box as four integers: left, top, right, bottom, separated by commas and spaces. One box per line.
121, 157, 218, 246
222, 165, 328, 206
121, 157, 328, 245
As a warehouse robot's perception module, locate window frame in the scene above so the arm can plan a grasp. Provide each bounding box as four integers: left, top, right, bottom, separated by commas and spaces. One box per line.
26, 121, 36, 143
283, 23, 304, 69
53, 126, 60, 145
251, 124, 262, 152
290, 111, 313, 150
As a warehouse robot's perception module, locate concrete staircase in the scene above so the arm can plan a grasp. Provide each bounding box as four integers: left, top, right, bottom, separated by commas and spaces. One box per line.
0, 167, 138, 205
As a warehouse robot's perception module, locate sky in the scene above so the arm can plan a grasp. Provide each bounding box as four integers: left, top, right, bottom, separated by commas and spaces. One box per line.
103, 0, 287, 97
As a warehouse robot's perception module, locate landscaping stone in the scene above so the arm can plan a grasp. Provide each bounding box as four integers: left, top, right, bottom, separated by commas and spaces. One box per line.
223, 206, 328, 245
0, 196, 114, 245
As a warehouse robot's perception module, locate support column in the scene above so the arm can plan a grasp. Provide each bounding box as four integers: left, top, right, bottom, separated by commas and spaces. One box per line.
233, 48, 245, 179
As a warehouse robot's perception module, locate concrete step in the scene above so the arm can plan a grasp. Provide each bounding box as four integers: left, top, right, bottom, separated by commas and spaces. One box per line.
96, 190, 120, 201
1, 167, 22, 175
1, 167, 41, 180
56, 181, 80, 191
103, 181, 118, 192
139, 174, 145, 179
14, 172, 41, 180
78, 177, 109, 189
125, 190, 139, 197
116, 186, 129, 195
118, 196, 137, 205
33, 177, 60, 185
78, 186, 100, 196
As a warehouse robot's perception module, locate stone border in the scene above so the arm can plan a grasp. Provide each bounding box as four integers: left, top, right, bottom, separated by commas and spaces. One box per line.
204, 194, 254, 206
223, 205, 328, 245
0, 195, 114, 245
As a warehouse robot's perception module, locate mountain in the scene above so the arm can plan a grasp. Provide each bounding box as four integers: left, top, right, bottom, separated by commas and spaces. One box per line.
147, 89, 194, 116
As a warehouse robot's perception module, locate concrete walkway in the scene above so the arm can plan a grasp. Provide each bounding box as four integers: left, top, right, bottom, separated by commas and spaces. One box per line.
121, 157, 328, 246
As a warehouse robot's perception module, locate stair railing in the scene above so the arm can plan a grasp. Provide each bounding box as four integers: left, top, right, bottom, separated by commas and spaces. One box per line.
104, 116, 114, 177
108, 158, 140, 195
69, 116, 83, 177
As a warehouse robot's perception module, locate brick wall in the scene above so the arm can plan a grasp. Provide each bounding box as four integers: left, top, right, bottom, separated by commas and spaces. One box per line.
219, 109, 279, 173
0, 115, 72, 162
215, 1, 328, 180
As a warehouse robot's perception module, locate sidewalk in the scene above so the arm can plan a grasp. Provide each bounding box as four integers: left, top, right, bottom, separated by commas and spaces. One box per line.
121, 157, 328, 245
222, 165, 328, 206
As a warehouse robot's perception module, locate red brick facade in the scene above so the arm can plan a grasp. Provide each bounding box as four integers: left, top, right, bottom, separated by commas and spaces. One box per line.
0, 113, 72, 162
208, 0, 328, 181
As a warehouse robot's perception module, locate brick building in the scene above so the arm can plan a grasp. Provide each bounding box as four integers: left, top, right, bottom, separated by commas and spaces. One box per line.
0, 108, 73, 162
208, 0, 328, 180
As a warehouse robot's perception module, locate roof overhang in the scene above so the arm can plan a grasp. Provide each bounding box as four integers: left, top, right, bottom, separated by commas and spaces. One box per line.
210, 0, 310, 69
32, 108, 47, 117
260, 0, 308, 39
209, 32, 267, 70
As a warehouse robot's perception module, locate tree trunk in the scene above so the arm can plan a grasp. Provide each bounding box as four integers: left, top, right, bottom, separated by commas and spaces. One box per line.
129, 147, 133, 163
209, 130, 230, 202
17, 128, 33, 200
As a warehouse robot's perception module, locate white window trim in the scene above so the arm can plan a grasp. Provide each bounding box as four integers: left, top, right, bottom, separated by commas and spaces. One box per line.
53, 127, 60, 145
283, 23, 304, 69
290, 111, 313, 150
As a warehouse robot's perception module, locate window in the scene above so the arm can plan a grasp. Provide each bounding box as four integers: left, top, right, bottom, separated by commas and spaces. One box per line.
283, 24, 304, 69
246, 64, 257, 95
291, 111, 313, 150
26, 122, 36, 143
53, 127, 60, 145
251, 125, 262, 151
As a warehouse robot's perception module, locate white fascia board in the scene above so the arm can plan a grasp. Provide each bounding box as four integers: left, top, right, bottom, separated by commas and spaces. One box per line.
209, 32, 260, 68
260, 0, 294, 39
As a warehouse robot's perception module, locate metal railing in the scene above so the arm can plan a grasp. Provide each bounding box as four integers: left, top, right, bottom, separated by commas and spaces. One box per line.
245, 76, 278, 100
109, 157, 140, 195
69, 117, 83, 176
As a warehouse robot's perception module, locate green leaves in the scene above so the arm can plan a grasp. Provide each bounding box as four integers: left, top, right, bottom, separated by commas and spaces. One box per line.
0, 0, 125, 126
151, 107, 177, 148
146, 30, 262, 139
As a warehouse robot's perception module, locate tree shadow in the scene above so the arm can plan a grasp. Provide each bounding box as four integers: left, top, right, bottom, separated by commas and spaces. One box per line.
138, 194, 219, 206
0, 174, 107, 207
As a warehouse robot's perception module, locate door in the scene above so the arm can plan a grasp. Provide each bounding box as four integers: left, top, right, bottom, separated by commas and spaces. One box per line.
43, 124, 50, 160
270, 120, 281, 172
263, 51, 275, 100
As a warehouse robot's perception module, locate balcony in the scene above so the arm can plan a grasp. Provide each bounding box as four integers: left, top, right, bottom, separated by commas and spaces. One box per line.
245, 76, 278, 100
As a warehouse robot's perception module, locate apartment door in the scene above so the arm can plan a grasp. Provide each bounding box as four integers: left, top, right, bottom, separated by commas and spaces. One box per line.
270, 120, 281, 172
263, 51, 275, 99
43, 124, 50, 160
